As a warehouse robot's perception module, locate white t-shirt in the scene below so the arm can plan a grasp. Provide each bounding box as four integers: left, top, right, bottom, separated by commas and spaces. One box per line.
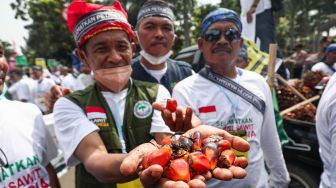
173, 68, 290, 188
139, 61, 168, 82
311, 62, 336, 76
53, 84, 172, 166
61, 74, 79, 91
32, 78, 56, 113
316, 73, 336, 188
73, 73, 94, 91
0, 98, 58, 187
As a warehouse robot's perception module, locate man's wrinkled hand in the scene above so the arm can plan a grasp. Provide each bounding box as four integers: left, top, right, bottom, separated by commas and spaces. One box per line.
152, 102, 202, 132
120, 125, 250, 188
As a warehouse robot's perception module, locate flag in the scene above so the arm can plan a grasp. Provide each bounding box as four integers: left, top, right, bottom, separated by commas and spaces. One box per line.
198, 105, 217, 119
47, 59, 58, 69
272, 88, 289, 145
15, 55, 28, 67
86, 106, 107, 119
35, 58, 47, 69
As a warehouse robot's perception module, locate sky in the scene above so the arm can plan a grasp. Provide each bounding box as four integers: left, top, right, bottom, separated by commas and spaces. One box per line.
0, 0, 220, 50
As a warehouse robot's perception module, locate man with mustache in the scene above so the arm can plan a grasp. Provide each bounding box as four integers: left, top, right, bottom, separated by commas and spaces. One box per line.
167, 8, 290, 187
0, 43, 60, 188
131, 0, 193, 94
52, 1, 249, 188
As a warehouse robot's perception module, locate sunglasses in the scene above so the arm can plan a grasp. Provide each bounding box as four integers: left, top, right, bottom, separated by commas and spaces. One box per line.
203, 28, 241, 43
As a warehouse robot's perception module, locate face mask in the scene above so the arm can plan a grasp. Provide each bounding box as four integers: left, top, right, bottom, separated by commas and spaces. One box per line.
140, 50, 173, 65
93, 65, 132, 93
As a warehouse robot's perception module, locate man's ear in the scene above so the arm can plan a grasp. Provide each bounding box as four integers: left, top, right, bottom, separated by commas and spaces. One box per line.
75, 48, 91, 70
197, 37, 204, 53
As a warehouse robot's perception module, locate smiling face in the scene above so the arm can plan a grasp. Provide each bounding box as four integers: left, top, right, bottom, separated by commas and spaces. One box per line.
77, 30, 134, 72
198, 21, 242, 72
136, 16, 175, 57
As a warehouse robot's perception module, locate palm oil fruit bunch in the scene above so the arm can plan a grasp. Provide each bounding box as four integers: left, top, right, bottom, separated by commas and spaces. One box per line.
142, 132, 248, 182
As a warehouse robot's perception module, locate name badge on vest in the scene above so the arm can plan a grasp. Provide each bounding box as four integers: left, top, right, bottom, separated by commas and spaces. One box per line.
134, 100, 152, 119
86, 106, 109, 127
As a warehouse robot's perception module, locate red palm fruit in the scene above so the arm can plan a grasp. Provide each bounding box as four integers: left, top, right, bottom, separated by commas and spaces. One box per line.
164, 158, 190, 182
192, 131, 202, 151
188, 151, 210, 174
166, 98, 178, 112
217, 139, 231, 153
161, 136, 172, 146
203, 142, 218, 170
233, 156, 249, 169
217, 149, 236, 168
142, 145, 172, 169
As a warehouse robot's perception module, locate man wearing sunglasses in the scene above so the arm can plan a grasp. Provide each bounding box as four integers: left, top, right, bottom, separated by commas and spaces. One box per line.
169, 8, 290, 188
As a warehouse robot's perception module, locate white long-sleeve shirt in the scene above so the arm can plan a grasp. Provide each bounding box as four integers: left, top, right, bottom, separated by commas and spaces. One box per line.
316, 73, 336, 188
173, 68, 290, 188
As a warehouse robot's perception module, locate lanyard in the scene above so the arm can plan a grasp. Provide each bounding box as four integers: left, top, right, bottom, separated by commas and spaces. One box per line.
0, 84, 8, 101
199, 66, 265, 114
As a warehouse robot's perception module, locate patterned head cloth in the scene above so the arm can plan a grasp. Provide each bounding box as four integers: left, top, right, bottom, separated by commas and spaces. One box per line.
326, 43, 336, 53
67, 0, 134, 47
137, 0, 174, 26
201, 8, 242, 35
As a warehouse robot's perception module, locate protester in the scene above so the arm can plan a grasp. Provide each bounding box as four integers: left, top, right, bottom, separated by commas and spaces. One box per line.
285, 44, 308, 78
31, 65, 56, 114
311, 43, 336, 76
240, 0, 278, 53
235, 46, 249, 69
52, 2, 250, 187
74, 63, 94, 91
316, 72, 336, 188
60, 65, 79, 91
0, 45, 60, 188
7, 69, 31, 102
306, 36, 332, 68
131, 0, 193, 94
156, 8, 290, 187
53, 1, 172, 187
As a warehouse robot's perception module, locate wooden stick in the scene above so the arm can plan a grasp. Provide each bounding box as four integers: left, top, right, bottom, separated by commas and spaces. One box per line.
280, 95, 320, 116
268, 44, 277, 88
275, 73, 317, 110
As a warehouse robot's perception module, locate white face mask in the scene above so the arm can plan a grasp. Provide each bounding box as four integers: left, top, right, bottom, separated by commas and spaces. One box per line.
140, 50, 173, 65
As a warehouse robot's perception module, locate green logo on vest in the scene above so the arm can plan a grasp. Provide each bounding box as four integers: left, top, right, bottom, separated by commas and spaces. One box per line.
134, 100, 152, 119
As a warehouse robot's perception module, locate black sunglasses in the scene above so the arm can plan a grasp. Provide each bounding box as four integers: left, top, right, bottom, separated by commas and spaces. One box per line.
203, 28, 241, 43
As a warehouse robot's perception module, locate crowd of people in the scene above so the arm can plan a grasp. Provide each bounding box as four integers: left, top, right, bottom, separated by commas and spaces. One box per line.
0, 0, 336, 188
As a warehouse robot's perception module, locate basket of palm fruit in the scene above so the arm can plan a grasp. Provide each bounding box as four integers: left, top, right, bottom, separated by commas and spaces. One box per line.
276, 71, 325, 123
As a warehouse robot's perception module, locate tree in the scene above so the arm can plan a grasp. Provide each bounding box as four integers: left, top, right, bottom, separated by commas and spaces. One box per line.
11, 0, 75, 66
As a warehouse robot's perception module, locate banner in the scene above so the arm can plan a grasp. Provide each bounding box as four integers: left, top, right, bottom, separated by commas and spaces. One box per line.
35, 58, 47, 69
244, 38, 282, 78
15, 55, 28, 67
47, 59, 58, 69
